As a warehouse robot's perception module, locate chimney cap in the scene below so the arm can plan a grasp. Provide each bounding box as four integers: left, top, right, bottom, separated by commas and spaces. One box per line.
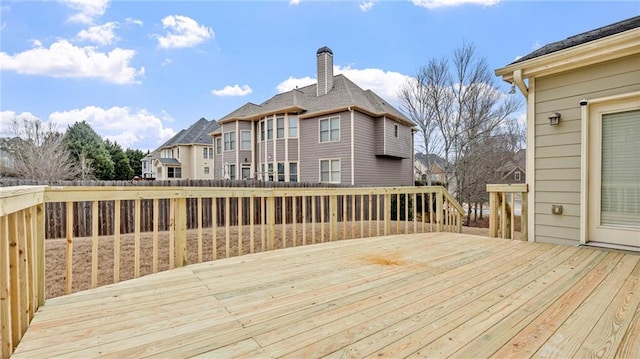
316, 46, 333, 55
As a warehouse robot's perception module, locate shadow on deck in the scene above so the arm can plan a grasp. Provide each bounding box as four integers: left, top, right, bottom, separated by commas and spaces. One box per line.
12, 233, 640, 358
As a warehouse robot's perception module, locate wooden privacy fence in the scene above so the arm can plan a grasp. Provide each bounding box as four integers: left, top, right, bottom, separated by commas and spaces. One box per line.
0, 185, 463, 358
487, 183, 528, 241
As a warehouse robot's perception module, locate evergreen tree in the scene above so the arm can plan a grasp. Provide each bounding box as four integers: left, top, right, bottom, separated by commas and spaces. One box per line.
105, 140, 134, 180
124, 148, 145, 177
65, 121, 114, 180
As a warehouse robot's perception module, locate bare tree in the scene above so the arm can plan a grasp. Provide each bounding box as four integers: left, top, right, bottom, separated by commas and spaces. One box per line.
399, 60, 448, 185
8, 117, 80, 180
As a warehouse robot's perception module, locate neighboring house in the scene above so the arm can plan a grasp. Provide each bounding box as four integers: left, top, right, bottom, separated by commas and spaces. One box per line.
210, 47, 415, 185
495, 16, 639, 250
140, 151, 159, 179
151, 118, 220, 180
497, 148, 526, 184
414, 153, 449, 185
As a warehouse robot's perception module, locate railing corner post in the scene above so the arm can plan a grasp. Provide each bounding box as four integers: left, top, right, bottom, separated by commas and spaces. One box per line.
174, 197, 187, 267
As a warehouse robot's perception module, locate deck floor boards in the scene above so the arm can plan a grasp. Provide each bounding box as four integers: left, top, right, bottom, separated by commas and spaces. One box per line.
11, 233, 640, 358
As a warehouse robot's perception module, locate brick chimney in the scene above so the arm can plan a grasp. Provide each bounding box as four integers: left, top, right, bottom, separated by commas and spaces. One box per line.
316, 46, 333, 96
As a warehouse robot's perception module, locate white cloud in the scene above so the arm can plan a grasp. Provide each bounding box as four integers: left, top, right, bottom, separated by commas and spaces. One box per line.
335, 65, 411, 105
276, 66, 411, 107
76, 22, 118, 46
48, 106, 176, 149
212, 84, 253, 96
125, 17, 143, 26
289, 0, 300, 5
276, 76, 315, 93
156, 15, 214, 49
0, 40, 144, 84
61, 0, 109, 24
0, 111, 41, 137
30, 39, 43, 47
161, 58, 172, 67
412, 0, 499, 9
359, 1, 375, 11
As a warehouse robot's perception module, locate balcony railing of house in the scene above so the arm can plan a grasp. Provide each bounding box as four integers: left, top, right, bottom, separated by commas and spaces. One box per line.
0, 184, 463, 358
486, 184, 528, 241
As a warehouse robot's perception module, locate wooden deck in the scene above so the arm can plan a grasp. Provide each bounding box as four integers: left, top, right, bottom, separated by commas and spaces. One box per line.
11, 233, 640, 358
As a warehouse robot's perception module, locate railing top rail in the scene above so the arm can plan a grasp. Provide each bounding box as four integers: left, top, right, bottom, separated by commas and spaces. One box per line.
0, 185, 46, 216
42, 185, 454, 202
440, 188, 465, 215
486, 184, 528, 193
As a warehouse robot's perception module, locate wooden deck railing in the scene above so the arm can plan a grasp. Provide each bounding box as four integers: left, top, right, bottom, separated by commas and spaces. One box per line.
0, 185, 462, 358
0, 187, 46, 359
486, 184, 528, 240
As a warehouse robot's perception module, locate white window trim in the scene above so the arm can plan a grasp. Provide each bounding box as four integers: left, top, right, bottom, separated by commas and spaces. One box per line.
318, 116, 340, 143
224, 131, 236, 152
240, 130, 251, 150
215, 138, 222, 155
319, 158, 341, 183
579, 90, 640, 245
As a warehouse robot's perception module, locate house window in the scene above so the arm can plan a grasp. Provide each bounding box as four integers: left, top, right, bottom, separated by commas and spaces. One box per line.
320, 159, 340, 183
394, 124, 399, 138
289, 116, 298, 138
215, 138, 222, 155
514, 171, 521, 182
260, 163, 265, 180
227, 164, 236, 180
167, 167, 182, 179
289, 162, 298, 182
277, 162, 285, 182
241, 165, 251, 180
267, 118, 273, 140
241, 130, 251, 150
260, 121, 265, 141
320, 117, 340, 143
276, 116, 285, 139
224, 131, 235, 151
267, 163, 274, 181
203, 147, 213, 159
204, 166, 210, 175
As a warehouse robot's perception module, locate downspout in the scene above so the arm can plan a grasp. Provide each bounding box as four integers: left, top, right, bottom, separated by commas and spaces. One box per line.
513, 69, 535, 242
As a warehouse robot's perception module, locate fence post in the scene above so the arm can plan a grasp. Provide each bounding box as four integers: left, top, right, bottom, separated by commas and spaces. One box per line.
174, 198, 187, 267
329, 194, 338, 241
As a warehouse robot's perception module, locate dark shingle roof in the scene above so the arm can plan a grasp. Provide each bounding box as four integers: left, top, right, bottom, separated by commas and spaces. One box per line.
156, 158, 181, 165
159, 118, 219, 148
219, 74, 412, 126
512, 15, 640, 64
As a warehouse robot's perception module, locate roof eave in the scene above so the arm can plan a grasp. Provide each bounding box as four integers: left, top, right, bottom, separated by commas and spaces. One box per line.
300, 106, 415, 128
496, 27, 640, 82
218, 106, 306, 124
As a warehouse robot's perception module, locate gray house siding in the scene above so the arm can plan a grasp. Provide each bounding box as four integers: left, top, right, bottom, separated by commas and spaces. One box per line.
299, 111, 351, 183
383, 117, 412, 159
534, 53, 640, 245
288, 139, 299, 162
353, 112, 413, 186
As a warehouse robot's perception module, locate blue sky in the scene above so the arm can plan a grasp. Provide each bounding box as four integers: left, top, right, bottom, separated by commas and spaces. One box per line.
1, 0, 639, 151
